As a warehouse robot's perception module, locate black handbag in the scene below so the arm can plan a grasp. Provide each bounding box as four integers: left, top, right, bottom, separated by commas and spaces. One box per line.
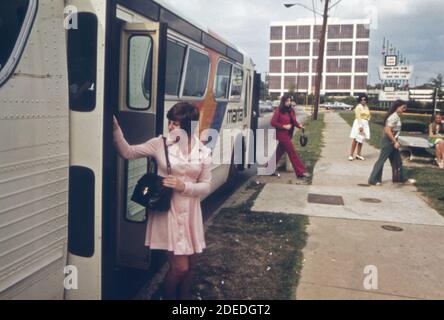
131, 137, 173, 212
299, 128, 308, 147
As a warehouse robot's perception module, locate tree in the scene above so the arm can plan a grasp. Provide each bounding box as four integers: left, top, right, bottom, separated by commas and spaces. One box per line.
287, 83, 296, 98
429, 73, 443, 90
429, 73, 443, 117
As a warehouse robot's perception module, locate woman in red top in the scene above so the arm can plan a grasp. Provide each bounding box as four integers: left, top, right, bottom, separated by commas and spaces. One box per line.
269, 95, 310, 178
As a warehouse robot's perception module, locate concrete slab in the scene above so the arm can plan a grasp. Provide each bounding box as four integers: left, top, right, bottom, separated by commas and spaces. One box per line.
296, 283, 415, 300
296, 217, 444, 300
252, 183, 444, 226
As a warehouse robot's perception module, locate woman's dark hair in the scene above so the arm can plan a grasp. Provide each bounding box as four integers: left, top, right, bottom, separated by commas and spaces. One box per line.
279, 95, 293, 113
167, 102, 200, 136
432, 112, 442, 122
357, 93, 368, 103
383, 100, 406, 126
431, 113, 443, 134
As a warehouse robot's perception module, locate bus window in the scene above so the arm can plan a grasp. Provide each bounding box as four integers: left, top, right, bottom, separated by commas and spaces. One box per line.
182, 48, 210, 98
67, 12, 98, 111
230, 67, 243, 101
214, 60, 231, 100
0, 0, 36, 87
127, 35, 153, 110
165, 40, 186, 96
125, 158, 149, 223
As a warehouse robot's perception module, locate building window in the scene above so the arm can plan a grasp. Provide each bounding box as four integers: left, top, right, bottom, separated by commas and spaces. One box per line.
312, 42, 320, 56
214, 60, 231, 100
286, 43, 297, 56
312, 59, 318, 73
327, 42, 353, 56
312, 75, 322, 90
338, 76, 351, 89
356, 42, 369, 55
165, 40, 186, 96
354, 76, 368, 89
313, 25, 323, 40
269, 60, 282, 73
340, 25, 354, 38
285, 59, 310, 73
326, 76, 351, 90
285, 60, 297, 73
286, 26, 298, 40
270, 26, 283, 40
126, 159, 149, 223
297, 26, 311, 39
328, 25, 341, 39
284, 75, 309, 91
127, 35, 153, 110
357, 24, 370, 38
0, 0, 37, 87
327, 59, 352, 72
284, 76, 296, 91
298, 60, 309, 73
285, 43, 309, 56
285, 25, 310, 40
68, 12, 98, 112
230, 66, 243, 101
182, 48, 210, 98
355, 59, 368, 72
328, 24, 353, 39
270, 43, 282, 57
268, 76, 281, 90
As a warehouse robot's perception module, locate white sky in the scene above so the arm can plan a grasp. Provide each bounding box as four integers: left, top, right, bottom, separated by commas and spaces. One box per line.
162, 0, 444, 85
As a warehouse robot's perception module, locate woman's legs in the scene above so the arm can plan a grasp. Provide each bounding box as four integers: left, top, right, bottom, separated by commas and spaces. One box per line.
357, 142, 363, 156
369, 143, 394, 185
389, 148, 404, 183
163, 252, 190, 300
350, 139, 358, 157
279, 138, 306, 176
435, 141, 444, 161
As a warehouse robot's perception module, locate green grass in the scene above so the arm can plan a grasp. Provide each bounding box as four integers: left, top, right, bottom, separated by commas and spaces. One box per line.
339, 112, 432, 149
339, 112, 444, 217
191, 183, 308, 300
403, 167, 444, 217
292, 113, 325, 183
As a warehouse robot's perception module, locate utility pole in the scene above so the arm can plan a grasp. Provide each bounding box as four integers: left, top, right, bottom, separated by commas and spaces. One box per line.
313, 0, 329, 121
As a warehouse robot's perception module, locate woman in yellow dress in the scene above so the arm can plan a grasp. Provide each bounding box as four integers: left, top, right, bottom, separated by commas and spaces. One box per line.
349, 94, 371, 161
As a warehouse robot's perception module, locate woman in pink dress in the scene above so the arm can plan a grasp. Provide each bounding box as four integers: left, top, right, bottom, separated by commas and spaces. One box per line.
113, 102, 213, 299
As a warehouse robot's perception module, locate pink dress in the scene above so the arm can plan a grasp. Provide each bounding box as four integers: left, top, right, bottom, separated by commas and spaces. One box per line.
113, 126, 212, 255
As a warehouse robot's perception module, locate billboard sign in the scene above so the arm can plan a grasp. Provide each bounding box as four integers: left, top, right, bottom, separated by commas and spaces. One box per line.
385, 55, 398, 67
379, 91, 409, 101
379, 65, 413, 80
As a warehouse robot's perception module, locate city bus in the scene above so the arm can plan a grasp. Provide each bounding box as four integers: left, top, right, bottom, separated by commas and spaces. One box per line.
0, 0, 260, 299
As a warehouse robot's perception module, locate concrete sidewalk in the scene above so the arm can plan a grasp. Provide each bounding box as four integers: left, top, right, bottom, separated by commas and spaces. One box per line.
252, 112, 444, 299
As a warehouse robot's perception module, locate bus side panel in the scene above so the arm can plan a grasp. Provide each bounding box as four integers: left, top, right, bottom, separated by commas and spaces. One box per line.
0, 2, 69, 299
65, 0, 108, 300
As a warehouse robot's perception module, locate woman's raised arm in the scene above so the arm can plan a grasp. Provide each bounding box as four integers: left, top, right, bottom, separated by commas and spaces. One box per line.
113, 116, 158, 160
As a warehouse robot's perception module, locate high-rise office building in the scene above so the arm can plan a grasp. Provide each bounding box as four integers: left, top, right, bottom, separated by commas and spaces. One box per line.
268, 18, 370, 98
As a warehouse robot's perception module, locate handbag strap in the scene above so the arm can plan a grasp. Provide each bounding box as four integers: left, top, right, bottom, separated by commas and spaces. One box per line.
162, 137, 172, 175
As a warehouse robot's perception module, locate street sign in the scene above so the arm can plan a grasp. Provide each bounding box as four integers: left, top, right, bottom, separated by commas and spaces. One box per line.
385, 55, 398, 67
384, 86, 395, 92
379, 65, 413, 80
379, 91, 409, 101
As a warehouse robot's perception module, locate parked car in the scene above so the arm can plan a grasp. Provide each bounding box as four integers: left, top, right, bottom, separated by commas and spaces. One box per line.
322, 101, 353, 111
259, 102, 274, 113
